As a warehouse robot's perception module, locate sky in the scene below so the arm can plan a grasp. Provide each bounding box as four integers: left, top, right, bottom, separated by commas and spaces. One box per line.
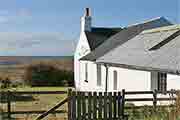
0, 0, 179, 56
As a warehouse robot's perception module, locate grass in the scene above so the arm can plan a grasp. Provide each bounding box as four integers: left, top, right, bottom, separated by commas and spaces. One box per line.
0, 86, 70, 120
9, 86, 69, 91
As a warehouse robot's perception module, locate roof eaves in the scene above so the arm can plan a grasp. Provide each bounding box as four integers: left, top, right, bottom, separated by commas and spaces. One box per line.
97, 61, 180, 75
141, 24, 180, 35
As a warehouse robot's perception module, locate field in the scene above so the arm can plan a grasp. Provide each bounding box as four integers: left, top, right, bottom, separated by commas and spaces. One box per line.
0, 56, 73, 119
0, 56, 73, 81
0, 87, 69, 120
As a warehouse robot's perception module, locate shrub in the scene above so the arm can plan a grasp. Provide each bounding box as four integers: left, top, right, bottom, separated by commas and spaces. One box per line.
0, 78, 11, 89
24, 63, 74, 87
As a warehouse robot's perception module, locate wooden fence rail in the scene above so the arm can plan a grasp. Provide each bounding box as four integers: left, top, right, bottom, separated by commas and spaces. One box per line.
0, 90, 67, 119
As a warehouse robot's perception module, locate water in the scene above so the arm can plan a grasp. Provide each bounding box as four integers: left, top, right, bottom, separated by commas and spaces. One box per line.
0, 56, 73, 65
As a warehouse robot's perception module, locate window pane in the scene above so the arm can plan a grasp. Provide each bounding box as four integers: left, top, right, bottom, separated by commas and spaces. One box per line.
97, 64, 101, 86
113, 70, 118, 90
85, 63, 88, 82
158, 72, 167, 92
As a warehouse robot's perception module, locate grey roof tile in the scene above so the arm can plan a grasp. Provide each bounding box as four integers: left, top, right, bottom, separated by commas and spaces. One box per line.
81, 17, 172, 61
86, 27, 122, 50
96, 25, 180, 74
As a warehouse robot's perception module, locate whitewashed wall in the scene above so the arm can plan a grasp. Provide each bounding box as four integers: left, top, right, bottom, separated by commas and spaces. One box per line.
107, 67, 151, 92
77, 62, 106, 91
167, 74, 180, 90
74, 31, 91, 90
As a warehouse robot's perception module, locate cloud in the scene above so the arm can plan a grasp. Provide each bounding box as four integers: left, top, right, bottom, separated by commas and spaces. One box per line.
0, 32, 75, 56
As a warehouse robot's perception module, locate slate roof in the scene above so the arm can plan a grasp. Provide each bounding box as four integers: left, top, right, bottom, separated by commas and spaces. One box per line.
96, 25, 180, 74
81, 17, 172, 61
86, 27, 122, 50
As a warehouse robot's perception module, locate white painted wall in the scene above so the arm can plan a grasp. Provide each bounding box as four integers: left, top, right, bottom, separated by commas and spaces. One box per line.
167, 74, 180, 90
74, 8, 93, 91
74, 31, 91, 90
107, 67, 151, 91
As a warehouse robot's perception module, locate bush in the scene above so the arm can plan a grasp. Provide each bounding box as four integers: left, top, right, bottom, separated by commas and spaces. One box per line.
0, 78, 11, 89
24, 63, 74, 87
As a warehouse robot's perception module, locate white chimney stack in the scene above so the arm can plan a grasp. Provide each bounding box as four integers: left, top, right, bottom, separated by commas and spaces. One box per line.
81, 8, 92, 32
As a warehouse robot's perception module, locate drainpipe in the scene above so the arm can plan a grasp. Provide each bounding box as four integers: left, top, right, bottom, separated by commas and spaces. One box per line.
105, 64, 109, 92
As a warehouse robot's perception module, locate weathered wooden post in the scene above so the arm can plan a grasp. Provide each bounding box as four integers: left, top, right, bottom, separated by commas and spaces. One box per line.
121, 89, 125, 119
72, 91, 76, 119
88, 92, 92, 119
153, 89, 157, 110
113, 92, 117, 119
7, 90, 11, 119
117, 92, 121, 118
77, 91, 81, 119
108, 92, 112, 119
68, 89, 72, 120
104, 92, 107, 119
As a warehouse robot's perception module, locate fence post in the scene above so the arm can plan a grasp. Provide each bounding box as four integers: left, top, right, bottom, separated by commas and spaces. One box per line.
72, 91, 76, 119
121, 89, 125, 119
7, 90, 11, 119
104, 92, 107, 119
113, 92, 117, 119
68, 89, 72, 120
153, 89, 157, 110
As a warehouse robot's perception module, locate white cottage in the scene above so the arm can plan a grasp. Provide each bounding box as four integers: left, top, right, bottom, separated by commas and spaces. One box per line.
74, 8, 180, 93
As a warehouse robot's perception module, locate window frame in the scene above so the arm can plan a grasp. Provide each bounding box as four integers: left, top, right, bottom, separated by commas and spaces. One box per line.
157, 72, 167, 92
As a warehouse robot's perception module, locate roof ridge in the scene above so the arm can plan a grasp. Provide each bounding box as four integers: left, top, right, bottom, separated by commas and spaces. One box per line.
91, 27, 122, 29
127, 17, 168, 27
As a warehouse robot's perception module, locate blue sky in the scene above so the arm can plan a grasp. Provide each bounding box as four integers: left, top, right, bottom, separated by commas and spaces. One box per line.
0, 0, 179, 56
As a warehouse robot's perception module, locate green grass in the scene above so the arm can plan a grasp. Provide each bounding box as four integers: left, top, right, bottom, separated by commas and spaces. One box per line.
9, 86, 70, 91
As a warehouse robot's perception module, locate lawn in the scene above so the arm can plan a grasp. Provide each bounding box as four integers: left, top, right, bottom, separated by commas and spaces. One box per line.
9, 86, 70, 91
0, 86, 70, 120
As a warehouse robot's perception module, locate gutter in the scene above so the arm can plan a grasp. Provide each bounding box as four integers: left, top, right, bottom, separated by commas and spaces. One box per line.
104, 64, 109, 92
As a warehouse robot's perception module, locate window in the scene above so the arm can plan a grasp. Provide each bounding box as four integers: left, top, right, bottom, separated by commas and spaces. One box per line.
158, 72, 167, 92
84, 63, 88, 82
97, 64, 101, 86
113, 70, 118, 90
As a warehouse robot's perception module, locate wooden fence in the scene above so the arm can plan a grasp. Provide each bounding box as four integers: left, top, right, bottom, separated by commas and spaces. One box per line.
0, 89, 177, 120
67, 89, 177, 120
124, 90, 176, 109
0, 90, 67, 119
68, 89, 127, 120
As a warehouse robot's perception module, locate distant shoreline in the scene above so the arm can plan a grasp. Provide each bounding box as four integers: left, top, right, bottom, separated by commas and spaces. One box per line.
0, 56, 73, 65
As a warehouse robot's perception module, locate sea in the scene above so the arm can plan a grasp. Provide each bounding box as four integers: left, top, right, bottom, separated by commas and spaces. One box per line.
0, 56, 73, 65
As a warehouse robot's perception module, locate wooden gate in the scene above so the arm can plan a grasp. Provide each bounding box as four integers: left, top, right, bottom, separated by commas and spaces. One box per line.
68, 89, 126, 120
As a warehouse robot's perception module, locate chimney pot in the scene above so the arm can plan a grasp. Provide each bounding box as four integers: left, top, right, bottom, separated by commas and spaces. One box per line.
85, 8, 90, 16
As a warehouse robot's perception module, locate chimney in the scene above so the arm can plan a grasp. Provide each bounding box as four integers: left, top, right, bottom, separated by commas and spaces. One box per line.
81, 8, 92, 32
85, 8, 90, 16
